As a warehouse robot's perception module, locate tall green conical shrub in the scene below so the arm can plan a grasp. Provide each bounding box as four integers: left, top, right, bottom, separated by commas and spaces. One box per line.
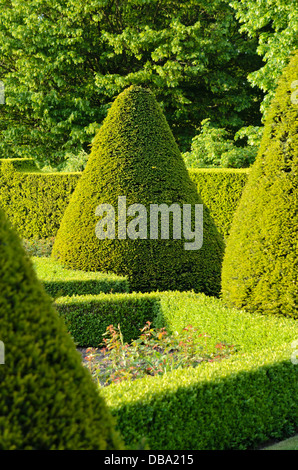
0, 206, 124, 450
221, 51, 298, 318
52, 86, 224, 295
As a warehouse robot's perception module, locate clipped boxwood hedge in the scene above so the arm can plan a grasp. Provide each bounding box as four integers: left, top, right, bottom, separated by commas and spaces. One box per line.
97, 291, 296, 450
53, 289, 298, 353
0, 159, 248, 241
102, 344, 298, 450
0, 160, 79, 239
54, 291, 162, 347
0, 157, 38, 172
32, 257, 129, 298
221, 51, 298, 318
32, 277, 298, 450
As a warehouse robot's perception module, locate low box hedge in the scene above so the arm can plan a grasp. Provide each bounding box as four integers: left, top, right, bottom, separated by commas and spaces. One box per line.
54, 291, 162, 347
32, 257, 129, 298
53, 289, 297, 450
154, 291, 298, 353
97, 291, 297, 450
102, 344, 298, 450
0, 157, 38, 172
43, 285, 298, 450
53, 289, 298, 351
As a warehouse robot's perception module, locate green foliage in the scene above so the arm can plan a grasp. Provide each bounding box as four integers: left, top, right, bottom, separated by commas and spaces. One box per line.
72, 289, 297, 450
230, 0, 298, 118
221, 51, 298, 318
0, 159, 248, 241
0, 206, 124, 450
103, 344, 298, 450
54, 292, 162, 348
53, 289, 298, 350
52, 85, 224, 295
32, 256, 129, 298
0, 0, 263, 165
0, 160, 78, 239
0, 158, 37, 172
58, 149, 89, 172
86, 322, 236, 387
182, 119, 261, 168
262, 434, 298, 450
41, 150, 89, 173
190, 168, 249, 240
153, 291, 298, 353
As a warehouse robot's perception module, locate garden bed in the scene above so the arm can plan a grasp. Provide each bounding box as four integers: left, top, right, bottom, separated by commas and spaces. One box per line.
32, 257, 298, 450
102, 343, 298, 450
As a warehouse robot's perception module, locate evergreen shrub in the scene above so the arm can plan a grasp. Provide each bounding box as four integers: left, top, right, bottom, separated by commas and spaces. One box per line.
0, 207, 124, 450
52, 86, 224, 295
221, 51, 298, 318
103, 345, 298, 450
54, 292, 161, 347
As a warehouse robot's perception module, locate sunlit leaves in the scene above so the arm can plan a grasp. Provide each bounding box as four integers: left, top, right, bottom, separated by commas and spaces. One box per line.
0, 0, 263, 165
230, 0, 298, 116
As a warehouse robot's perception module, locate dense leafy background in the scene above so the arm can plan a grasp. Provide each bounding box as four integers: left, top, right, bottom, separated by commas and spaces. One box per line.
0, 0, 296, 168
231, 0, 298, 117
0, 0, 265, 167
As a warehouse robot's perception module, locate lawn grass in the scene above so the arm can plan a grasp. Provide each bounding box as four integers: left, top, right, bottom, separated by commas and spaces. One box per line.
32, 256, 129, 297
261, 433, 298, 450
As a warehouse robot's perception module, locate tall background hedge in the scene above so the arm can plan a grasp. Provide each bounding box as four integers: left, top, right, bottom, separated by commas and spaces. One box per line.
0, 160, 248, 242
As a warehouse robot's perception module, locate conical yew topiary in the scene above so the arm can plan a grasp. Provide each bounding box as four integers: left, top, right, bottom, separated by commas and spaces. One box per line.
52, 85, 224, 295
221, 51, 298, 318
0, 206, 124, 450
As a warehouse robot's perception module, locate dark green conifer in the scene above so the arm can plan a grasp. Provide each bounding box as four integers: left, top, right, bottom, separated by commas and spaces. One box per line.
221, 52, 298, 318
52, 86, 224, 294
0, 207, 124, 449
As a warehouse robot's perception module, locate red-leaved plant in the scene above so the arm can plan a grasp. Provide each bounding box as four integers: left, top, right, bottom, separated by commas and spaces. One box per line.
84, 322, 237, 386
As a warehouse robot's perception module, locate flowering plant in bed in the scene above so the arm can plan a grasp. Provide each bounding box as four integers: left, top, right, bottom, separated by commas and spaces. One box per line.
84, 322, 238, 386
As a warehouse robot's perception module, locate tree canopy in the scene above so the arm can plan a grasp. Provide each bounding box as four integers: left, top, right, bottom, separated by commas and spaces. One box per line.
0, 0, 263, 166
230, 0, 298, 117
